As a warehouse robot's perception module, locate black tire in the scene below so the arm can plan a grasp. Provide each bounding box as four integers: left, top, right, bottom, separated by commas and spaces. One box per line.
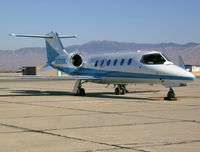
167, 90, 175, 99
121, 87, 125, 95
79, 88, 85, 96
115, 87, 121, 95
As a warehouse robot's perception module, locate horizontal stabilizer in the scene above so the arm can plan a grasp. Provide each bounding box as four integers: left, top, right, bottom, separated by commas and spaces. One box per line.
9, 33, 77, 39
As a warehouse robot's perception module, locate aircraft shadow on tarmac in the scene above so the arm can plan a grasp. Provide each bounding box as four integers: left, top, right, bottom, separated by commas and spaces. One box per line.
0, 89, 160, 101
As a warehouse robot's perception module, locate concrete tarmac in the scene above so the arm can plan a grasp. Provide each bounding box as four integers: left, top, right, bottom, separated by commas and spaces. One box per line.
0, 79, 200, 152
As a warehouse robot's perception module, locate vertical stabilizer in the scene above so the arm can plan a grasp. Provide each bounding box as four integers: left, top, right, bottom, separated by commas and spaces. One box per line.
45, 32, 67, 64
178, 56, 185, 69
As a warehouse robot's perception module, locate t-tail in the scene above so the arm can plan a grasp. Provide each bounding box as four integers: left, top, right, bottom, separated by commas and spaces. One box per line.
45, 32, 77, 64
9, 31, 77, 70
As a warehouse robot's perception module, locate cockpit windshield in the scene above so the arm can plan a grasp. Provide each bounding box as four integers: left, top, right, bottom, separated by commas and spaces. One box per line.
161, 53, 171, 61
141, 53, 166, 64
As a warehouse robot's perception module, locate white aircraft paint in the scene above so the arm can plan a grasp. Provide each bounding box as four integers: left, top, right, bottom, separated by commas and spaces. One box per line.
3, 31, 195, 97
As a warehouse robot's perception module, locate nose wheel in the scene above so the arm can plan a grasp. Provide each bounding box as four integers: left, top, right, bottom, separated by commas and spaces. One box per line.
164, 87, 177, 100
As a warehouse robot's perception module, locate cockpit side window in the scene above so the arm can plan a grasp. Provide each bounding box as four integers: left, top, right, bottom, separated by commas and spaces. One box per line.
141, 53, 166, 64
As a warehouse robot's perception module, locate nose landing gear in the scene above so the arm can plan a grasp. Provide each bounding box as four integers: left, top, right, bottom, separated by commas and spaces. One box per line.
164, 87, 177, 100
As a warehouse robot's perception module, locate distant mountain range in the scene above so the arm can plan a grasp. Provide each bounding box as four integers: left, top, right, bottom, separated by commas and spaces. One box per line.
0, 40, 200, 71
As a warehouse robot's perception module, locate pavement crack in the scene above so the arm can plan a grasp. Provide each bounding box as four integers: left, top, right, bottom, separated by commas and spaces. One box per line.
43, 120, 179, 132
125, 140, 200, 149
125, 113, 200, 125
0, 123, 148, 152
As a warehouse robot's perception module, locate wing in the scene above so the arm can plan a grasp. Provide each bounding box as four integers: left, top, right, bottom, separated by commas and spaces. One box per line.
0, 75, 102, 80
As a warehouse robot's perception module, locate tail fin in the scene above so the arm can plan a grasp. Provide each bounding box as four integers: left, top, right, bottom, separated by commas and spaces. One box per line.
178, 56, 185, 69
45, 32, 67, 63
9, 31, 77, 64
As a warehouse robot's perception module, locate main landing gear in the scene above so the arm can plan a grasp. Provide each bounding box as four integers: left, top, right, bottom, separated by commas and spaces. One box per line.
76, 87, 85, 96
73, 80, 86, 96
115, 84, 128, 95
164, 87, 177, 100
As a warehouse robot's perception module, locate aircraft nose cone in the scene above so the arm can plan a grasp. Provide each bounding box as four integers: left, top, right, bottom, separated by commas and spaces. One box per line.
166, 65, 196, 82
179, 68, 196, 82
187, 71, 196, 81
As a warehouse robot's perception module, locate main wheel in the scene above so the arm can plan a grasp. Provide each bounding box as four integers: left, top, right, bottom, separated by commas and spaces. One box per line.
79, 88, 85, 96
75, 88, 85, 96
115, 87, 121, 95
121, 87, 125, 95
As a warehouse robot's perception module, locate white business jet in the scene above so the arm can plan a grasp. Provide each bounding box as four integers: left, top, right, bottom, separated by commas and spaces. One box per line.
5, 32, 196, 99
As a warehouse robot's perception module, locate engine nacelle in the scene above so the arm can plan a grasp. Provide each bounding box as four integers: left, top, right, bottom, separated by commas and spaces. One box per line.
70, 54, 83, 68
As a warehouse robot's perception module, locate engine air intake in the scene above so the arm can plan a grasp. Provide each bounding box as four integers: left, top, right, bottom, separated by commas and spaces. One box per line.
71, 54, 83, 67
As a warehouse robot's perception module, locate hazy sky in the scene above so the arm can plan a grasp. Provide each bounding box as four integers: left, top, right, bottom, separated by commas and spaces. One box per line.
0, 0, 200, 50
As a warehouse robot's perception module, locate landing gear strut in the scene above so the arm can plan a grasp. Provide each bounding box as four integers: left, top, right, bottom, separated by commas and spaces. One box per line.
164, 87, 177, 100
73, 80, 86, 96
115, 84, 126, 95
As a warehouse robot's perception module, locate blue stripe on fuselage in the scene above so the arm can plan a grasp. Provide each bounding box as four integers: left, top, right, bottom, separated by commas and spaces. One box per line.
55, 66, 195, 81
